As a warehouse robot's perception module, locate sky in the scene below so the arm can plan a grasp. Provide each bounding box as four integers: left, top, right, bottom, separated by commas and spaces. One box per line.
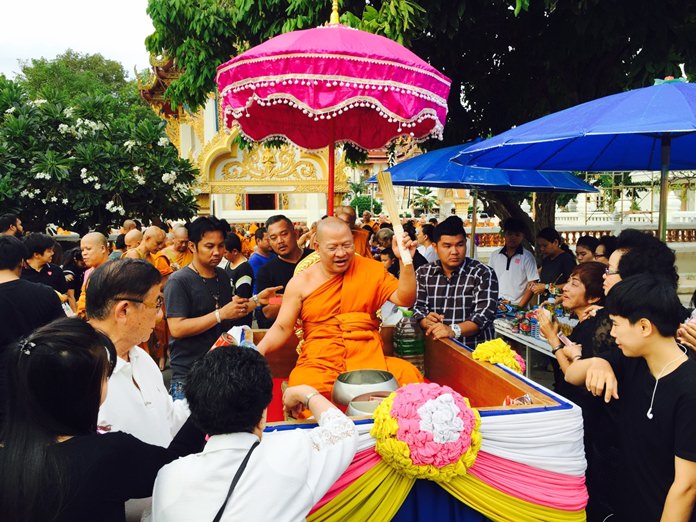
1, 0, 154, 78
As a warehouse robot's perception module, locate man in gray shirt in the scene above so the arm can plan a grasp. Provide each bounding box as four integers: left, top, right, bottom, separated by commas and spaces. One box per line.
165, 217, 280, 400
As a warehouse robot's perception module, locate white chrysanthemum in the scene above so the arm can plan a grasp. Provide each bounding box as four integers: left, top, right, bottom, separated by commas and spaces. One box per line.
157, 137, 169, 147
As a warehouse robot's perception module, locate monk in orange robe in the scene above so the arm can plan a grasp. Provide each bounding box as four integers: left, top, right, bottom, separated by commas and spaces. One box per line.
257, 217, 422, 401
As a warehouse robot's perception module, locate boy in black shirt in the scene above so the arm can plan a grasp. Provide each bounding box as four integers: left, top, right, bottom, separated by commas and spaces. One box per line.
565, 274, 696, 521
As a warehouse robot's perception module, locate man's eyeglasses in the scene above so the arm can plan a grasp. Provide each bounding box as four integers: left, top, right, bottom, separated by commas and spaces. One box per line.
605, 267, 620, 276
113, 295, 164, 309
595, 253, 607, 259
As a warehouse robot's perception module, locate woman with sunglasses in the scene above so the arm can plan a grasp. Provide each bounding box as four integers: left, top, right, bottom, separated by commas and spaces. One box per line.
0, 317, 204, 522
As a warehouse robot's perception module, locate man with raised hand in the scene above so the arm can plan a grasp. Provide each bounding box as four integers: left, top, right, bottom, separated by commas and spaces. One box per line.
257, 217, 423, 405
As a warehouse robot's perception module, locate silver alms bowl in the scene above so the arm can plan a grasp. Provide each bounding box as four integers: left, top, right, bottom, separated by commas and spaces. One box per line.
332, 369, 398, 406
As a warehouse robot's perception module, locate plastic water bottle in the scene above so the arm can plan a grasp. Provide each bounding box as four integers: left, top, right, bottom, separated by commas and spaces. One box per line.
393, 309, 426, 376
530, 318, 540, 339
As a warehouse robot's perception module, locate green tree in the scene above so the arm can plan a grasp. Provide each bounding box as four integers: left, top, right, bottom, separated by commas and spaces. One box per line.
349, 195, 382, 215
411, 187, 437, 214
18, 50, 130, 102
0, 77, 198, 234
346, 180, 367, 201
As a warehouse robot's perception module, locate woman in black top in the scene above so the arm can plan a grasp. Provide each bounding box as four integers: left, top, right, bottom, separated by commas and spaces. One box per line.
538, 261, 614, 521
0, 317, 204, 522
529, 227, 576, 298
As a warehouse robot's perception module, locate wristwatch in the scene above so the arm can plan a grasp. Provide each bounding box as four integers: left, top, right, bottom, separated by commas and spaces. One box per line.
451, 323, 462, 339
252, 294, 260, 306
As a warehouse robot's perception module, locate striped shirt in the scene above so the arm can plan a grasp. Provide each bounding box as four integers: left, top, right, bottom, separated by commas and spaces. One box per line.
413, 258, 498, 347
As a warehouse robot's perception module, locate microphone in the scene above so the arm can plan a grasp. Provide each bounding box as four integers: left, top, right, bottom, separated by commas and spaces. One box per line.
646, 408, 654, 420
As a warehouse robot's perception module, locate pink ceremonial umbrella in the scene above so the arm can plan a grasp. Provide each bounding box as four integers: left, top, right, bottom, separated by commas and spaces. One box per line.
215, 8, 451, 215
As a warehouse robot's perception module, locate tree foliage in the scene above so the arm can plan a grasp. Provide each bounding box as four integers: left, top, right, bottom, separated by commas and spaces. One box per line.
18, 50, 130, 103
0, 73, 198, 234
411, 187, 437, 214
349, 195, 382, 215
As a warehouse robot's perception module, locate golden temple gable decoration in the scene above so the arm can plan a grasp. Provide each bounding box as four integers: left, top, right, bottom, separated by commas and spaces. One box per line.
196, 128, 349, 195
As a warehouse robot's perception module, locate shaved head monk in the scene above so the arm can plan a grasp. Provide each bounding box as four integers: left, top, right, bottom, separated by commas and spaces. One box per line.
124, 229, 143, 251
257, 217, 423, 404
335, 205, 371, 258
77, 232, 110, 317
162, 226, 193, 269
125, 226, 172, 278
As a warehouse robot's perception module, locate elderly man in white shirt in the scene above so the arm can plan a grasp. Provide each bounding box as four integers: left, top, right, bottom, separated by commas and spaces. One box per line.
153, 346, 358, 522
86, 259, 190, 446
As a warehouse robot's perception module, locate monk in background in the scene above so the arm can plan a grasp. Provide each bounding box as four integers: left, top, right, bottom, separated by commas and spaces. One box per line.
336, 206, 371, 258
257, 218, 423, 402
162, 226, 193, 269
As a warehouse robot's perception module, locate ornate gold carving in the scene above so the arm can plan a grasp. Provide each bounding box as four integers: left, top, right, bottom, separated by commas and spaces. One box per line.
235, 195, 243, 208
281, 194, 289, 208
163, 116, 182, 154
220, 146, 318, 181
196, 193, 211, 215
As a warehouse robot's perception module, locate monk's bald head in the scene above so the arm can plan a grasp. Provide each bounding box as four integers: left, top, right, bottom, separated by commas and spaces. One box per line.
80, 232, 109, 268
143, 226, 166, 253
143, 226, 165, 241
124, 229, 143, 248
335, 206, 357, 227
316, 217, 352, 243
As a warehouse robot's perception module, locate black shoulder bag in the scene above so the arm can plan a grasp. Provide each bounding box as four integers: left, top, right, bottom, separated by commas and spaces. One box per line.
212, 440, 260, 522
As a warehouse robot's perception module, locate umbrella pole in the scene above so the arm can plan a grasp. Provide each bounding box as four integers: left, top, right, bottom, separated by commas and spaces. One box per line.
328, 140, 335, 216
658, 136, 671, 241
470, 190, 478, 259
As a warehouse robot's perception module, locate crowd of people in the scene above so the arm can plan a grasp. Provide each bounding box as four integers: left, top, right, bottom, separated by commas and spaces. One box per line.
1, 208, 696, 521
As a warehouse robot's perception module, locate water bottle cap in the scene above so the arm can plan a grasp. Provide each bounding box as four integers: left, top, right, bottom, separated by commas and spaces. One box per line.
399, 308, 414, 317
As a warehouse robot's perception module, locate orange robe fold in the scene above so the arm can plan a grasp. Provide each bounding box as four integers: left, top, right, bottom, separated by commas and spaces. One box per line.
288, 255, 423, 398
351, 227, 372, 259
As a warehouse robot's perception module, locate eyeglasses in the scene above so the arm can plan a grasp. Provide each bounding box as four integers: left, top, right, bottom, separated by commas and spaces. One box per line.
113, 295, 164, 310
594, 253, 606, 259
605, 268, 620, 276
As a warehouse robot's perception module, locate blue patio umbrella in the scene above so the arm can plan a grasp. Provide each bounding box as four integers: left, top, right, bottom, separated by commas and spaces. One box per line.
453, 79, 696, 239
367, 144, 597, 257
367, 144, 597, 193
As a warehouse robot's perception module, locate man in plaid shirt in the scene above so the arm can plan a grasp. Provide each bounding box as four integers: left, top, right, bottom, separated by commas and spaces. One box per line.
413, 216, 498, 348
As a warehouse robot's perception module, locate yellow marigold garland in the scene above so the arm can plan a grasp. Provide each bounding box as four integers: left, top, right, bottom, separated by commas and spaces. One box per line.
473, 338, 524, 374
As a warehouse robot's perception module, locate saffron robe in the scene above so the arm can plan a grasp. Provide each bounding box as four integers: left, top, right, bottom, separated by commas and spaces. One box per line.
289, 255, 423, 397
351, 227, 372, 259
162, 248, 193, 269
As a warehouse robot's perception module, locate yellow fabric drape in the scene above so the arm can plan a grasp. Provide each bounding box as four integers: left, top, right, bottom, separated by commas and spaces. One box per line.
308, 462, 415, 522
440, 473, 586, 522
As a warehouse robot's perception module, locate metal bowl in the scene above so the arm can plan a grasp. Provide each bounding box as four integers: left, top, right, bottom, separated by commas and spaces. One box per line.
332, 369, 398, 406
346, 391, 392, 417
